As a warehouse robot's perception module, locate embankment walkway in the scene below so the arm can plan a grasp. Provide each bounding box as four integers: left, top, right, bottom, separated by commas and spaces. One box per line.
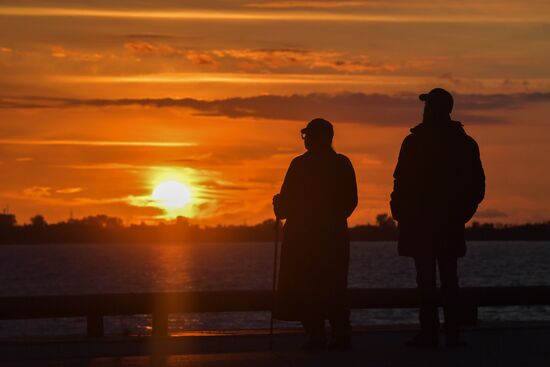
1, 323, 549, 367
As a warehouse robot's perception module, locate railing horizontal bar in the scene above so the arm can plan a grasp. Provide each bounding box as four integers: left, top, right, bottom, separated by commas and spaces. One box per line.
0, 287, 548, 320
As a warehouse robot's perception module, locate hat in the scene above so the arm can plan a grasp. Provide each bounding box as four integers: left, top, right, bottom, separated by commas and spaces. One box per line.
419, 88, 454, 113
301, 118, 334, 139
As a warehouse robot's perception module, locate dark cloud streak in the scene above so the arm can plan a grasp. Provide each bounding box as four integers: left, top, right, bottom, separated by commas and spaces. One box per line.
2, 92, 550, 125
474, 209, 509, 219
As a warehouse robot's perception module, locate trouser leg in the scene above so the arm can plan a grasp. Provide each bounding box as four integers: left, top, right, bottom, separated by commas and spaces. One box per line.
438, 256, 459, 333
301, 319, 326, 341
414, 256, 439, 335
328, 308, 351, 342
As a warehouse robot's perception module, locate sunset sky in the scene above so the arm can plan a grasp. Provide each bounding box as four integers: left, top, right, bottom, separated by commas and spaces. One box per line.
1, 0, 550, 226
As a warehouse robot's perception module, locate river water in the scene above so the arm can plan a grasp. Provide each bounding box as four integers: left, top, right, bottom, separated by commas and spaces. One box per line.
0, 241, 548, 336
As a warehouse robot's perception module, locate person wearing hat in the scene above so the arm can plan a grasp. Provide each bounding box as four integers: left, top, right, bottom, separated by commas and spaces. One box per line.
272, 118, 358, 350
390, 88, 485, 347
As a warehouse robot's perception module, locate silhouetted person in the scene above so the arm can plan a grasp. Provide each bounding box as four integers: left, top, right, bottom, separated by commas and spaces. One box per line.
273, 118, 358, 351
390, 88, 485, 347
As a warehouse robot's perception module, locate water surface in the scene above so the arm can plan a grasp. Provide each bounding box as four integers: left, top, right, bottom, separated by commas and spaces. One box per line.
0, 241, 548, 336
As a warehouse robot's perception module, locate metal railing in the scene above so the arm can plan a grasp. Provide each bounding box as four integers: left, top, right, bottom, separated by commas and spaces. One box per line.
0, 287, 548, 337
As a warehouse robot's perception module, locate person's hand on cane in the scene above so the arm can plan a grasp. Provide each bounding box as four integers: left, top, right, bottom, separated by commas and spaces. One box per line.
272, 194, 284, 220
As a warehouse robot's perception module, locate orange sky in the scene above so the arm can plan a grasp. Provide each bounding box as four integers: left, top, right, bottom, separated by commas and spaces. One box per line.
1, 0, 550, 225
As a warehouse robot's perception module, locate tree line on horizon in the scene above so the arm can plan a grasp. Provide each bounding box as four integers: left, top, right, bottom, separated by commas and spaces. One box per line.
1, 213, 550, 244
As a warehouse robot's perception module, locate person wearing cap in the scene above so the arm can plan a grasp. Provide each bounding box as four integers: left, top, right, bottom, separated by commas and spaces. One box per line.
390, 88, 485, 347
272, 118, 358, 350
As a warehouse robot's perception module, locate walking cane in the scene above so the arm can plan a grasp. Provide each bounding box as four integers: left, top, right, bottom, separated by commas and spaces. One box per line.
269, 217, 281, 350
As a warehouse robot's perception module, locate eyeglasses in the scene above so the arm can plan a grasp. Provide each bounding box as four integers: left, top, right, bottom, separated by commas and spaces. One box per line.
301, 132, 306, 140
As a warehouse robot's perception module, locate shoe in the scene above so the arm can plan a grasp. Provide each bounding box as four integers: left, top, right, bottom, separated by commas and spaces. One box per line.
301, 339, 326, 352
404, 332, 439, 348
446, 331, 466, 347
327, 339, 352, 350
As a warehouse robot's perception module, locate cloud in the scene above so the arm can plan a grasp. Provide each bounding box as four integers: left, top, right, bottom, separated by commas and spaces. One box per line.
124, 42, 178, 57
2, 5, 548, 23
474, 209, 508, 219
22, 186, 83, 198
0, 139, 196, 147
23, 186, 52, 198
245, 1, 367, 9
2, 91, 550, 125
458, 92, 550, 110
122, 34, 195, 40
436, 72, 499, 92
184, 51, 218, 66
50, 45, 103, 62
198, 180, 248, 191
56, 187, 84, 194
122, 44, 397, 73
57, 163, 142, 170
124, 42, 218, 66
212, 48, 399, 73
167, 145, 291, 168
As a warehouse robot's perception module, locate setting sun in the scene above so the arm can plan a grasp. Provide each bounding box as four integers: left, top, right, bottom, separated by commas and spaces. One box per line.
151, 181, 192, 209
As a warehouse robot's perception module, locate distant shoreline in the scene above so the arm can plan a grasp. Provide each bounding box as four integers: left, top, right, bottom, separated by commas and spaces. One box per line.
2, 213, 550, 244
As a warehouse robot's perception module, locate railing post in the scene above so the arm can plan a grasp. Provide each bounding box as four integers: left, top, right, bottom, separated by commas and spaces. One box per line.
87, 314, 104, 337
459, 302, 478, 326
152, 311, 169, 337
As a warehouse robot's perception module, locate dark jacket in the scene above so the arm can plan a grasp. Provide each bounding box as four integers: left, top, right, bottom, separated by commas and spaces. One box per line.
390, 121, 485, 258
274, 149, 357, 321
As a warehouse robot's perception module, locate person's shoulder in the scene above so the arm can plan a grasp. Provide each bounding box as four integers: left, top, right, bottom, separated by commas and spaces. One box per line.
462, 133, 480, 155
453, 122, 479, 147
400, 131, 419, 150
402, 133, 416, 143
336, 153, 351, 162
450, 122, 480, 157
462, 131, 478, 145
403, 123, 424, 141
335, 153, 355, 169
289, 152, 308, 167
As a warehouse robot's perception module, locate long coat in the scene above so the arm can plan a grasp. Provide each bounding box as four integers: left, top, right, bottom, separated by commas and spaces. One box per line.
390, 121, 485, 258
273, 149, 357, 321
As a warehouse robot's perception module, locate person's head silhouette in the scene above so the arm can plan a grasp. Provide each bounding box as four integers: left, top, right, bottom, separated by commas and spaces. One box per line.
301, 118, 334, 152
419, 88, 453, 124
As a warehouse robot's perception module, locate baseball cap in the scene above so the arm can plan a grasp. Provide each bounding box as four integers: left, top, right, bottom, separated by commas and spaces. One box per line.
419, 88, 454, 113
301, 118, 334, 139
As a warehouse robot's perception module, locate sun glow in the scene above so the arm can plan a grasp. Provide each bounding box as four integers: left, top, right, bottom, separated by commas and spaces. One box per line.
152, 180, 192, 209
